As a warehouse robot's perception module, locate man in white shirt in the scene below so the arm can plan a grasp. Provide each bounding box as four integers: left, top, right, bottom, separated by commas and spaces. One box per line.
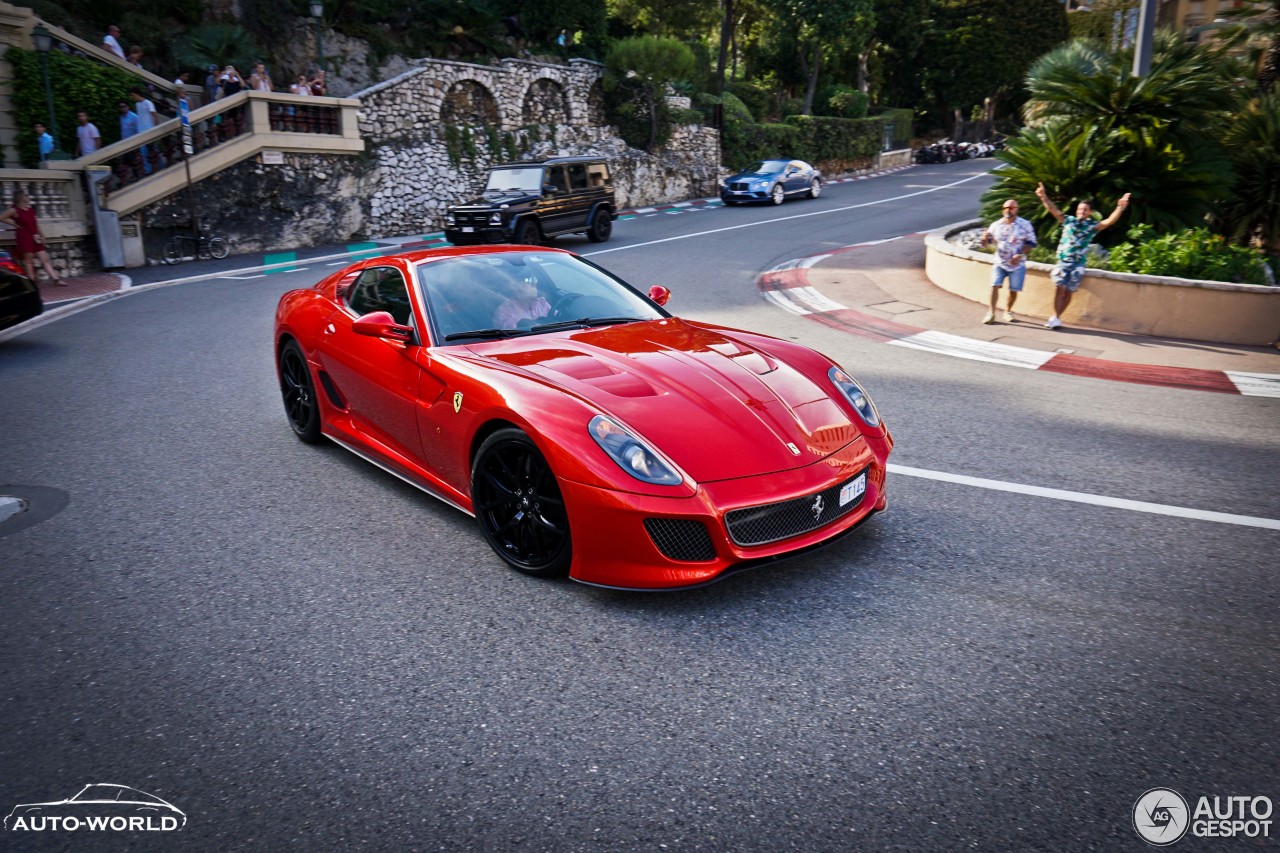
130, 88, 160, 173
75, 112, 101, 157
103, 25, 125, 59
979, 199, 1037, 324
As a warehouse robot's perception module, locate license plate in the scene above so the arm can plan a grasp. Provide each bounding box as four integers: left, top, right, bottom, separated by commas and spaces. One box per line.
461, 226, 475, 233
840, 473, 866, 506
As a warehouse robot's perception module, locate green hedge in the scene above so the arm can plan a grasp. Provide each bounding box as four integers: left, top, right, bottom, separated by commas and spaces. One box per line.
783, 114, 884, 171
10, 48, 139, 166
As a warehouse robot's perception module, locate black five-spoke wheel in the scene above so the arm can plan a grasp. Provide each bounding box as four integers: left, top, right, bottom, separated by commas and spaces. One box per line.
279, 340, 321, 443
472, 428, 571, 577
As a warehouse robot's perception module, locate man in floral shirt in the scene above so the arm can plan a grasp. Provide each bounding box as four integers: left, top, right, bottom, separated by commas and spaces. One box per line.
980, 198, 1037, 324
1036, 182, 1131, 329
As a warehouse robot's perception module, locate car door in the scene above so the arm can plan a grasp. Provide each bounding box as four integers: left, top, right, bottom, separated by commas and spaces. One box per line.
785, 160, 807, 195
562, 162, 592, 230
317, 265, 426, 463
537, 165, 572, 235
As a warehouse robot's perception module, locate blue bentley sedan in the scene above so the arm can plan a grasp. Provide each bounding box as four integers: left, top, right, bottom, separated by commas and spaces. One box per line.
719, 159, 823, 206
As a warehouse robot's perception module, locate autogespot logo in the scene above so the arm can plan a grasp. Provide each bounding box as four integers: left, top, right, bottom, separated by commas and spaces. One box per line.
5, 783, 185, 833
1134, 788, 1190, 846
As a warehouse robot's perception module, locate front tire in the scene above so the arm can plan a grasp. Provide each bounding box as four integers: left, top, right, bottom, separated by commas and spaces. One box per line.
278, 340, 321, 444
208, 237, 229, 259
471, 428, 571, 577
162, 240, 182, 265
514, 219, 542, 246
807, 178, 822, 199
587, 210, 613, 243
770, 184, 785, 205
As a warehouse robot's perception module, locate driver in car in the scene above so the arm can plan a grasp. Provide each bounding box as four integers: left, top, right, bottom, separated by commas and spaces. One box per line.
492, 270, 552, 330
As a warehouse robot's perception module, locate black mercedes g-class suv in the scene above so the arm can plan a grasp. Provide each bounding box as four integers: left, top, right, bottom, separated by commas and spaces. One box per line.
444, 156, 617, 246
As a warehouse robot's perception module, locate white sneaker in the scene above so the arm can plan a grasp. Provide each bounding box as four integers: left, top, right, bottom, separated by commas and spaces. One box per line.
1045, 316, 1063, 329
983, 311, 996, 324
1003, 311, 1015, 323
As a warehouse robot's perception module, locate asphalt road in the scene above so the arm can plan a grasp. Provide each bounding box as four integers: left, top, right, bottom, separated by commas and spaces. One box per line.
1, 161, 1277, 852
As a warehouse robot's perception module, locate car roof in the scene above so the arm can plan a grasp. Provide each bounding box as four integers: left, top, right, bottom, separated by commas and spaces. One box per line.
385, 244, 578, 267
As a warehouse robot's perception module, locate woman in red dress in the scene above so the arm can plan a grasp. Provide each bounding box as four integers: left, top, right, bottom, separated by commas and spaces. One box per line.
0, 190, 64, 285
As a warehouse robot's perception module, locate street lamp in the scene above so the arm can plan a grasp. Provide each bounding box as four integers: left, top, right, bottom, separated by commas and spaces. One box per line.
31, 23, 70, 161
310, 1, 325, 74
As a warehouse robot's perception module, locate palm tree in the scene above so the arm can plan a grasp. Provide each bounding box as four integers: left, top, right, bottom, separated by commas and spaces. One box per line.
174, 25, 262, 75
984, 32, 1238, 244
1216, 0, 1280, 94
1023, 32, 1240, 153
1217, 94, 1280, 255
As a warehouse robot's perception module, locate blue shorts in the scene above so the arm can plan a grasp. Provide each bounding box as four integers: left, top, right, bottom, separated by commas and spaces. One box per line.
1051, 262, 1086, 292
991, 265, 1026, 291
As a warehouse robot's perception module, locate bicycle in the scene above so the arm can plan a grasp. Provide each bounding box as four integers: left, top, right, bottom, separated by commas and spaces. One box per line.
162, 232, 230, 264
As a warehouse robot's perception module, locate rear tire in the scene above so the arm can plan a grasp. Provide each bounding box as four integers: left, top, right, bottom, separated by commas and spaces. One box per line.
807, 178, 822, 199
472, 428, 571, 577
162, 240, 182, 265
208, 237, 229, 259
587, 210, 613, 243
514, 219, 542, 246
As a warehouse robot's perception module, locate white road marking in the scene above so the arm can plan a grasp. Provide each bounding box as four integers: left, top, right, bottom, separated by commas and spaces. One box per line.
584, 171, 992, 257
223, 274, 267, 280
888, 331, 1057, 369
762, 290, 811, 315
1226, 371, 1280, 398
786, 286, 848, 314
889, 464, 1280, 531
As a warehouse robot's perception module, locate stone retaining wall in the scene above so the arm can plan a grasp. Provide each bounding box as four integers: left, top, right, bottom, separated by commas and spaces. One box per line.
926, 221, 1280, 346
356, 57, 721, 236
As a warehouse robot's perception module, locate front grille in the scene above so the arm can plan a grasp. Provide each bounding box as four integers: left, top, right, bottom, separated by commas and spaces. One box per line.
729, 182, 749, 191
644, 518, 717, 562
725, 470, 868, 547
455, 212, 497, 227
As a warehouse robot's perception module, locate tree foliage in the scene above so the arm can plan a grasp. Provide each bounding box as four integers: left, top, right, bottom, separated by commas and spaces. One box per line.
9, 48, 138, 167
605, 36, 697, 149
923, 0, 1069, 121
756, 0, 873, 114
1217, 93, 1280, 253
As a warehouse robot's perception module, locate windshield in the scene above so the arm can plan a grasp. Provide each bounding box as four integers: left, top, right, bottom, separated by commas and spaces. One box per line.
484, 167, 544, 193
415, 251, 666, 345
744, 160, 786, 175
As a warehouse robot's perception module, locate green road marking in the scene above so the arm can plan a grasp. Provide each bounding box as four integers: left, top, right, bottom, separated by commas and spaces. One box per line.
262, 251, 298, 274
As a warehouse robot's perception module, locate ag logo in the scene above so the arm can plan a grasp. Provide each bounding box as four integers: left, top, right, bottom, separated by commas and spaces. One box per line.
452, 392, 463, 413
1133, 788, 1190, 846
810, 494, 824, 522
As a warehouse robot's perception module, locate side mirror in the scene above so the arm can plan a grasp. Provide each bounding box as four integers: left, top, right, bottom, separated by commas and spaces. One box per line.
352, 311, 413, 342
647, 285, 671, 306
543, 184, 559, 194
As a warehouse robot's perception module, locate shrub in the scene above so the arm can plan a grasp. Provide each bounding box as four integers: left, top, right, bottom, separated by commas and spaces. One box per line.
825, 86, 869, 119
725, 81, 770, 120
10, 48, 138, 166
1103, 225, 1269, 285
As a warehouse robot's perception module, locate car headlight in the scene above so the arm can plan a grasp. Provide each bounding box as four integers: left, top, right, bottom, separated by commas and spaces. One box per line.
445, 212, 456, 225
589, 415, 682, 486
489, 212, 502, 224
829, 367, 880, 427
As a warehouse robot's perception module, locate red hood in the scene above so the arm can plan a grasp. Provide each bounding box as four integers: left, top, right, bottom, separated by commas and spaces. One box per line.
469, 319, 862, 482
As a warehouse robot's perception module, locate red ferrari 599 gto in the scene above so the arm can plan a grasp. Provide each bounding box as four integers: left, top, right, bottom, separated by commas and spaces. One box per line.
274, 246, 892, 590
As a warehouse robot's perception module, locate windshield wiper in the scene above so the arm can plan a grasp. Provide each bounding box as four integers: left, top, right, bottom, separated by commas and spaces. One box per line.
443, 328, 532, 341
529, 317, 644, 333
